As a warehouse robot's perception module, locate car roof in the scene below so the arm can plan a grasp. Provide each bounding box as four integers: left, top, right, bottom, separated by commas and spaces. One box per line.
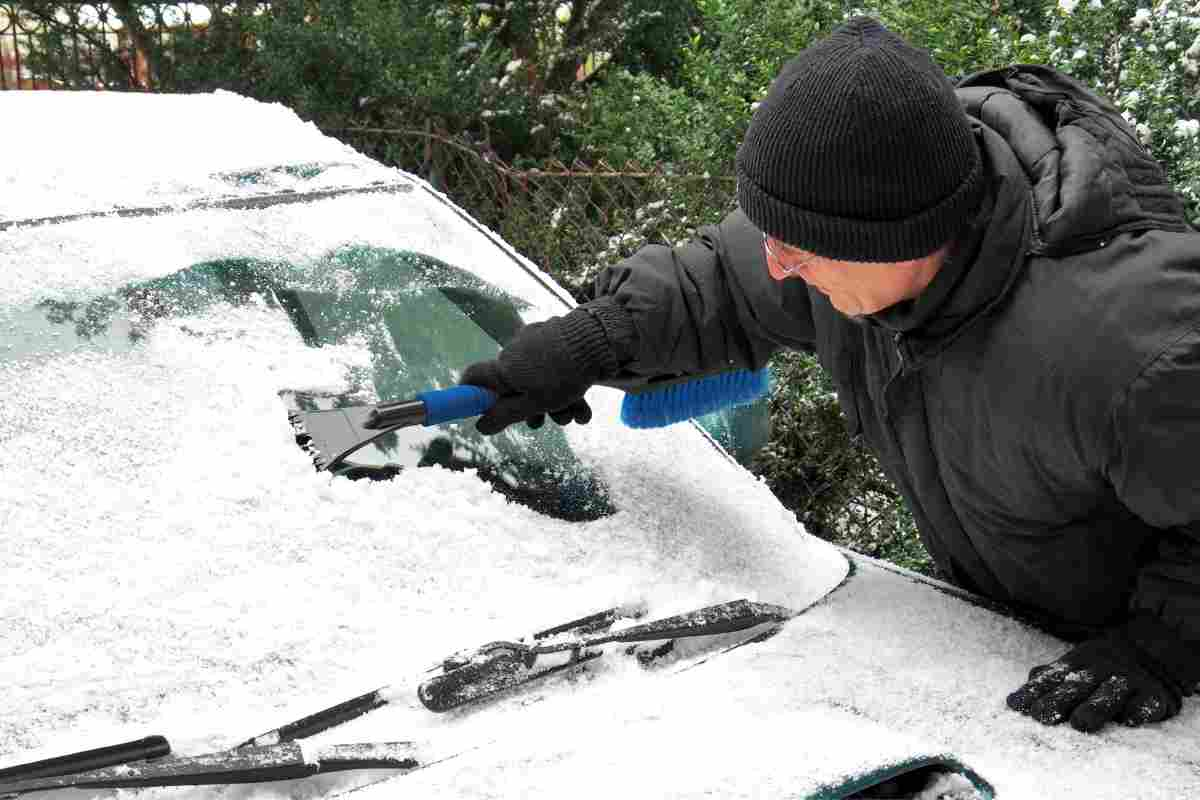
1, 90, 392, 223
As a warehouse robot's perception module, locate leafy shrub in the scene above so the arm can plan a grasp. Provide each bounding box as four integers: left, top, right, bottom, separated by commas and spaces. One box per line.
569, 69, 698, 165
753, 351, 935, 574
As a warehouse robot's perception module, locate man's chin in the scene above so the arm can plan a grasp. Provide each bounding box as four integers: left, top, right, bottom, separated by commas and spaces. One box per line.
831, 303, 873, 325
828, 299, 862, 318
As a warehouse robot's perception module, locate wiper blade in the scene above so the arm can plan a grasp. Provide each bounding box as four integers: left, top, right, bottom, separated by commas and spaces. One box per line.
0, 742, 418, 796
0, 736, 170, 785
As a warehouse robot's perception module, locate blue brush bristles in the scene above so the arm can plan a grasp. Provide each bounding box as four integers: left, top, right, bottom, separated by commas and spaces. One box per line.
620, 367, 772, 429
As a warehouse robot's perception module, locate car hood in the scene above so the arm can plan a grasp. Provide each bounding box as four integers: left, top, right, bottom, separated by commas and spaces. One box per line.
331, 556, 1199, 800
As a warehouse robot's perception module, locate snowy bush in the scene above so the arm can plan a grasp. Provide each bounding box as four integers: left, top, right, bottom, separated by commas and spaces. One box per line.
976, 0, 1200, 224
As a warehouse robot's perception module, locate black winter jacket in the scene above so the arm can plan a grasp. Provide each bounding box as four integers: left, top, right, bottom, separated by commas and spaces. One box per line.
592, 66, 1200, 644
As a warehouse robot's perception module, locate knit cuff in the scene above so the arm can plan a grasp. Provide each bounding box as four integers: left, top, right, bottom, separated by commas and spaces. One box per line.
580, 296, 639, 364
1122, 612, 1200, 694
556, 304, 622, 384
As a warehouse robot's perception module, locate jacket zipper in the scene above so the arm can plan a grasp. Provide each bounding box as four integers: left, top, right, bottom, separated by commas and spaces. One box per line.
1027, 189, 1047, 255
879, 332, 908, 423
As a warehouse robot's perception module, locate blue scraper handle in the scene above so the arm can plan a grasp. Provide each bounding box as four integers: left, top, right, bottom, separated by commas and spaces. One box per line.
417, 385, 497, 426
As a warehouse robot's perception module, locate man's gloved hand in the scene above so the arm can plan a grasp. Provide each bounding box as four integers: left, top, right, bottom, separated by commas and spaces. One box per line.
1006, 613, 1200, 732
459, 302, 625, 435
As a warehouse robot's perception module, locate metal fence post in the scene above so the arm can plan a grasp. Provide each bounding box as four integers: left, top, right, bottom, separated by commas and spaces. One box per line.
0, 2, 202, 91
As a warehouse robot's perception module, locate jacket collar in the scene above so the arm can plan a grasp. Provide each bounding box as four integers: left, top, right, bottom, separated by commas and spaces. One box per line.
866, 122, 1034, 364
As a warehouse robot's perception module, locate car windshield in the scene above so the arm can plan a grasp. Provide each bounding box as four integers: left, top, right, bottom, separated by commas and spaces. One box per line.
1, 240, 614, 522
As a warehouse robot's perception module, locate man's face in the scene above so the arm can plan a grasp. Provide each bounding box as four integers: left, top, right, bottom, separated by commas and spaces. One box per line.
763, 235, 943, 317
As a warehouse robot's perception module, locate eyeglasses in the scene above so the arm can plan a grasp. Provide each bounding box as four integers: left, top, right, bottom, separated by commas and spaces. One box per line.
762, 233, 812, 277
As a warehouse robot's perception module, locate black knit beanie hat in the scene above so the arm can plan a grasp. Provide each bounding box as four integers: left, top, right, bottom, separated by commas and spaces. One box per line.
736, 17, 983, 262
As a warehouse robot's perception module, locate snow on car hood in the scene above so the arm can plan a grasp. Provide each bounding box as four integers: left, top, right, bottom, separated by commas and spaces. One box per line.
0, 202, 848, 775
360, 555, 1200, 800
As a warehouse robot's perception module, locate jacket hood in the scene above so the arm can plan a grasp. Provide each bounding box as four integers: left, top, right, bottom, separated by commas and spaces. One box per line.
956, 65, 1193, 256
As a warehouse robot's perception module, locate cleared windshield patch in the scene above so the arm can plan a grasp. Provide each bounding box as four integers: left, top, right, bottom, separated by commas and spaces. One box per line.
273, 246, 612, 522
3, 248, 612, 523
281, 389, 614, 522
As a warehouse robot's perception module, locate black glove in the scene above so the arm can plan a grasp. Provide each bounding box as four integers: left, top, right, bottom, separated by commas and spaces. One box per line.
459, 301, 627, 435
1006, 613, 1200, 732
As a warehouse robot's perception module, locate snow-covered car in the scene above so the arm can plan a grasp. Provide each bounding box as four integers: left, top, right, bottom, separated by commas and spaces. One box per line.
2, 91, 1197, 800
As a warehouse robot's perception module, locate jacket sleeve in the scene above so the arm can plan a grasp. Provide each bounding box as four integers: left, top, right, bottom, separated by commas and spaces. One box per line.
592, 208, 817, 376
1108, 322, 1200, 645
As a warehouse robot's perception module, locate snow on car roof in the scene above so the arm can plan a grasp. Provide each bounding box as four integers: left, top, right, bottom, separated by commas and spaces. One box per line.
0, 90, 396, 223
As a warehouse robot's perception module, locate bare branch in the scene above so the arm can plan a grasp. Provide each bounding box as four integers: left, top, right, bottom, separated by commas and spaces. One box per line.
109, 0, 159, 86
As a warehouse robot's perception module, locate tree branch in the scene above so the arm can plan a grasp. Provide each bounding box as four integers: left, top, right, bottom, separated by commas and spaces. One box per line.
109, 0, 160, 86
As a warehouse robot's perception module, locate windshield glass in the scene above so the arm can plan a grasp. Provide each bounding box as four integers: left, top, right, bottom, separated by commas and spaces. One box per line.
1, 244, 613, 522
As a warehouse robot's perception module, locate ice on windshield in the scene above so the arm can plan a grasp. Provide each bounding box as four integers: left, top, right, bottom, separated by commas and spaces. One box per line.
3, 243, 614, 522
0, 298, 847, 739
1, 184, 849, 774
0, 185, 854, 606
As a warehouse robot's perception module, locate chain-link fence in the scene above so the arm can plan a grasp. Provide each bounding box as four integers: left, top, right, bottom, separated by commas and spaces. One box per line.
337, 126, 738, 300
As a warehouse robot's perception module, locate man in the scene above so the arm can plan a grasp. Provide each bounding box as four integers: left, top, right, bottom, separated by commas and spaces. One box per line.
460, 17, 1200, 732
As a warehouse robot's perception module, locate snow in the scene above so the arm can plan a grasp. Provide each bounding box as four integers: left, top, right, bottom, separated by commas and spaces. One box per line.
0, 91, 396, 223
335, 555, 1200, 800
0, 89, 850, 788
2, 90, 1198, 799
1175, 118, 1200, 138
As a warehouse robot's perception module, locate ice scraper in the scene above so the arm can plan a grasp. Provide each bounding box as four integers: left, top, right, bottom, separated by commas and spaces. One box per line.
287, 367, 770, 475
